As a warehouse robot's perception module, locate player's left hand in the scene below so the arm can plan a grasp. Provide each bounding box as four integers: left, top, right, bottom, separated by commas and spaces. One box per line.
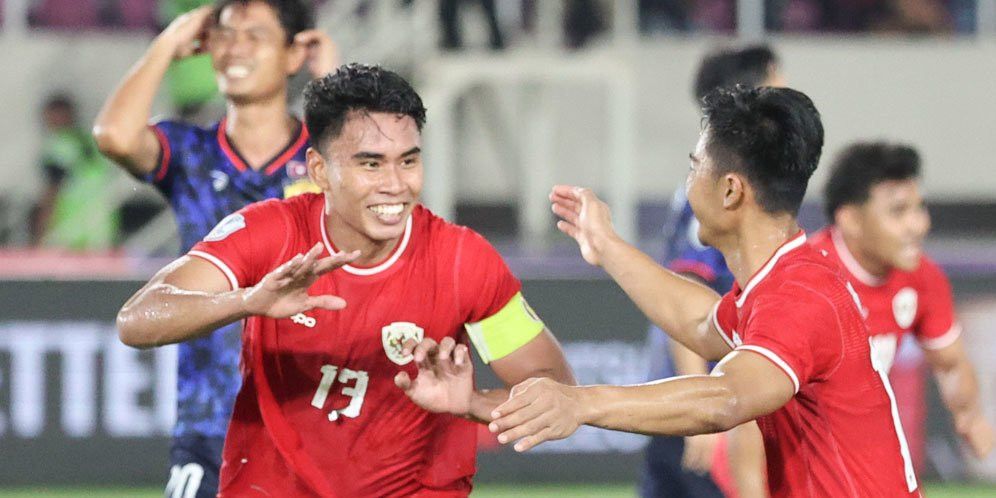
956, 412, 995, 458
294, 29, 339, 79
395, 337, 474, 417
489, 377, 585, 452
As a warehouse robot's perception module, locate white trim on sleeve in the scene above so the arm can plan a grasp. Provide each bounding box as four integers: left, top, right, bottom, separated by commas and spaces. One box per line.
737, 345, 801, 394
188, 251, 239, 290
918, 323, 962, 351
710, 301, 736, 350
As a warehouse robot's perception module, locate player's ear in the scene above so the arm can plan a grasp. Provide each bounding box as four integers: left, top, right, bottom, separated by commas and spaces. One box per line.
721, 173, 745, 210
307, 147, 331, 191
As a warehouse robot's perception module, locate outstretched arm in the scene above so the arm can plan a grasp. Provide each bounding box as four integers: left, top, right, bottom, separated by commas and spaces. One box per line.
924, 336, 994, 458
488, 349, 793, 452
396, 330, 575, 424
551, 185, 730, 360
93, 6, 214, 175
118, 243, 358, 348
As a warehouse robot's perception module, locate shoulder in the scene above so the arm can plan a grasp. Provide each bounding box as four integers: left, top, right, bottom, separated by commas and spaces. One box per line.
911, 254, 950, 285
151, 119, 216, 145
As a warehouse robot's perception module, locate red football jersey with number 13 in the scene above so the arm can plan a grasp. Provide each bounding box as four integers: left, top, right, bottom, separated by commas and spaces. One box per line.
189, 193, 522, 497
711, 232, 922, 498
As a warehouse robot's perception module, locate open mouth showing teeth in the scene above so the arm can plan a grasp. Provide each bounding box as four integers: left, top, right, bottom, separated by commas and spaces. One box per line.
225, 66, 251, 78
369, 204, 404, 217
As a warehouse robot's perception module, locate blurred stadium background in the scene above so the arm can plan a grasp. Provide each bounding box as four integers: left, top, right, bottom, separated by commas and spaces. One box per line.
2, 0, 996, 496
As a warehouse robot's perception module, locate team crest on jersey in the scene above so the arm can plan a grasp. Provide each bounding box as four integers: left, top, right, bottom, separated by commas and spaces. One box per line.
210, 170, 229, 192
204, 213, 245, 241
382, 322, 424, 365
892, 287, 918, 329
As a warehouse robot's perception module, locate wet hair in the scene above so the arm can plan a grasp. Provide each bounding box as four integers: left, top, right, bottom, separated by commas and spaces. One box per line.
213, 0, 314, 43
304, 63, 427, 151
823, 142, 921, 220
700, 85, 824, 215
694, 45, 779, 103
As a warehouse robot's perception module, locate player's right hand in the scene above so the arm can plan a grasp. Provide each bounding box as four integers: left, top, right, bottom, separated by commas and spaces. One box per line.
550, 185, 620, 267
241, 242, 359, 318
157, 5, 214, 60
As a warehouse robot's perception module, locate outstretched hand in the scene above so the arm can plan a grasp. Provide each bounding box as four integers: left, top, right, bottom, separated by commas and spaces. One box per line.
294, 29, 340, 79
549, 185, 619, 267
395, 336, 474, 417
242, 242, 359, 318
488, 377, 585, 452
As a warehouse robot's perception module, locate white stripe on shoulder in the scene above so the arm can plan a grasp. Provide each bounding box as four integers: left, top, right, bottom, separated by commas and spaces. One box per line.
736, 232, 807, 308
918, 323, 962, 351
736, 345, 801, 393
188, 251, 239, 290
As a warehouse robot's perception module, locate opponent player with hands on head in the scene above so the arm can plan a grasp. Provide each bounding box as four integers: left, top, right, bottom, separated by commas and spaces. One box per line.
487, 86, 922, 497
116, 64, 574, 497
813, 141, 994, 458
94, 2, 337, 497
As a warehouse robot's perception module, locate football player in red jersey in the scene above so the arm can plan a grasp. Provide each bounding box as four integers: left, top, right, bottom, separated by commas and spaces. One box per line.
486, 86, 922, 497
812, 141, 994, 458
116, 64, 574, 497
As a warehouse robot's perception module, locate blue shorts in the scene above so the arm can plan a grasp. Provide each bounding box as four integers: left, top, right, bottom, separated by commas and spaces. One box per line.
640, 435, 724, 498
165, 435, 225, 498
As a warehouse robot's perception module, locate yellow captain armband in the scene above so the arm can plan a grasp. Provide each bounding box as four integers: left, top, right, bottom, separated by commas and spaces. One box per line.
464, 292, 545, 364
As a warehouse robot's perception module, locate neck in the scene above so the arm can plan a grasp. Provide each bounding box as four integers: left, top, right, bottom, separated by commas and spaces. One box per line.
224, 94, 296, 169
837, 229, 890, 279
325, 203, 404, 268
714, 211, 802, 287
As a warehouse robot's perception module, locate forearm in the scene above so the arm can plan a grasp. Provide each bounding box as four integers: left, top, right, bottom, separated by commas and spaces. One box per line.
934, 360, 984, 422
93, 37, 174, 163
117, 283, 248, 349
672, 341, 711, 376
598, 237, 723, 358
578, 376, 742, 437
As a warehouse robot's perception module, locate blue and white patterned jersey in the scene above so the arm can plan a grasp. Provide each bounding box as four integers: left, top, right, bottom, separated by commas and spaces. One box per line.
147, 117, 314, 437
646, 189, 734, 380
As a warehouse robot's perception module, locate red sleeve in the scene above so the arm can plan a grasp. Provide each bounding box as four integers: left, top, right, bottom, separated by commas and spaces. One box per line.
913, 256, 960, 350
737, 290, 842, 394
452, 228, 522, 322
711, 291, 738, 350
188, 200, 290, 289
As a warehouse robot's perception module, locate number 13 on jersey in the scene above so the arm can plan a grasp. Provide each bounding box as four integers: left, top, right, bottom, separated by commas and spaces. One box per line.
311, 364, 369, 421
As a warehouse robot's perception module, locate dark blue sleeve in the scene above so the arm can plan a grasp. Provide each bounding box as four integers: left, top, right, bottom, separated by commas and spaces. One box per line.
145, 119, 194, 195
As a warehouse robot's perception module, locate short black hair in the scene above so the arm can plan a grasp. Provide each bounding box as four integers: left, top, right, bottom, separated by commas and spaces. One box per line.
823, 142, 921, 220
701, 86, 824, 215
304, 63, 428, 151
694, 45, 778, 103
213, 0, 314, 44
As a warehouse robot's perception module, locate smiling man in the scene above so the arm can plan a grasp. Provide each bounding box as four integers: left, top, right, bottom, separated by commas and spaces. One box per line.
115, 64, 574, 497
93, 2, 337, 496
486, 87, 922, 497
812, 141, 993, 458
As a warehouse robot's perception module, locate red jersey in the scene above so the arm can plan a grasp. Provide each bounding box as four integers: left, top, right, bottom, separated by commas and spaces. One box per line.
189, 194, 521, 497
712, 232, 920, 497
810, 228, 960, 372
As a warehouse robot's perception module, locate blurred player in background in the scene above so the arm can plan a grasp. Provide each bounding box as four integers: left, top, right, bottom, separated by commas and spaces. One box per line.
489, 86, 922, 497
814, 141, 994, 458
642, 45, 782, 498
92, 1, 337, 496
116, 64, 575, 497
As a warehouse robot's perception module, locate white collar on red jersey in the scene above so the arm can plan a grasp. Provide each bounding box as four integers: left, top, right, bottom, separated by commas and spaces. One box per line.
830, 227, 885, 287
735, 231, 808, 308
320, 209, 413, 276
